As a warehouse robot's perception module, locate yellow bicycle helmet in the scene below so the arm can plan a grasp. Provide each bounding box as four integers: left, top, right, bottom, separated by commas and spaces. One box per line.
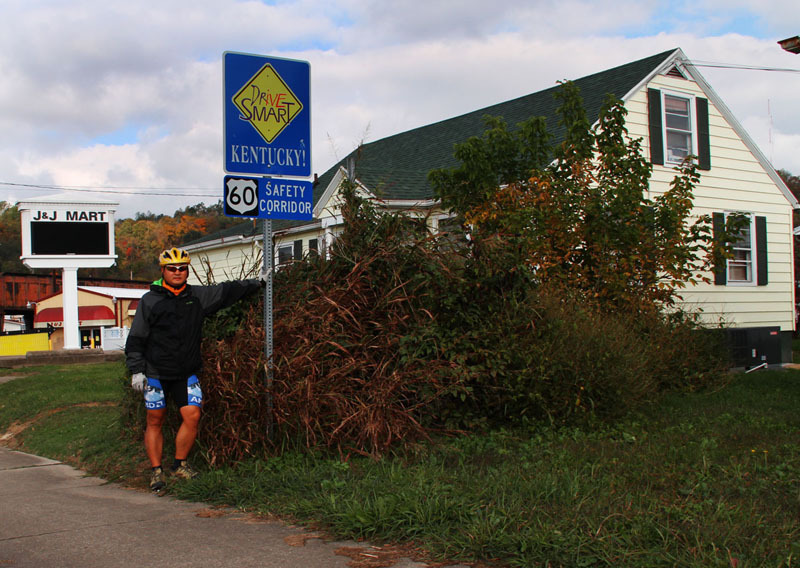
158, 247, 191, 266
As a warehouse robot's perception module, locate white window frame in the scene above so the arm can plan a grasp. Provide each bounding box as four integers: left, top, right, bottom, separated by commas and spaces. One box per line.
277, 244, 293, 266
661, 90, 698, 165
724, 212, 756, 287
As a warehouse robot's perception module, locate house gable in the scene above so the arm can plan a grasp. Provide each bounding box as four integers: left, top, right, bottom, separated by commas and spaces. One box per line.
625, 49, 797, 208
612, 54, 796, 335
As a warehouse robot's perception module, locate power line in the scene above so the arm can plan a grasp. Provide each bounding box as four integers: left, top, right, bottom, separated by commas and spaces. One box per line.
0, 180, 218, 197
680, 59, 800, 74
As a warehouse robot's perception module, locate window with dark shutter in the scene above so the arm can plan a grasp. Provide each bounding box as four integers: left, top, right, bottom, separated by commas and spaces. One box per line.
648, 89, 711, 171
756, 216, 768, 286
293, 239, 303, 260
713, 212, 767, 286
648, 89, 664, 166
696, 97, 711, 171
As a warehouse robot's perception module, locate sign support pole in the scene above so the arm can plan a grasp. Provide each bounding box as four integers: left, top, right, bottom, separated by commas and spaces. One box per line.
62, 267, 80, 350
262, 218, 274, 437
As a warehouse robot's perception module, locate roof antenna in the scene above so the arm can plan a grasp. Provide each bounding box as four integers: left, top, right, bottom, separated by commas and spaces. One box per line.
768, 99, 774, 165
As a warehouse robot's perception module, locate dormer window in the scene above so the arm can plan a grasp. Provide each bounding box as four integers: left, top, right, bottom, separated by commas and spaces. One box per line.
647, 88, 711, 170
664, 94, 694, 164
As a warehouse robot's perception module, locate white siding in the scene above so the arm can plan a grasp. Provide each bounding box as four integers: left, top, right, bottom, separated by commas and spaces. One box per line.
188, 240, 262, 284
187, 229, 327, 284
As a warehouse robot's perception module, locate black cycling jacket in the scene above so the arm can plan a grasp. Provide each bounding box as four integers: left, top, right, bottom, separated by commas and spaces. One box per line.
125, 279, 260, 379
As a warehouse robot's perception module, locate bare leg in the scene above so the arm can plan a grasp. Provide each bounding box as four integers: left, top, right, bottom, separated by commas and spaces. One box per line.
175, 405, 201, 460
145, 408, 166, 467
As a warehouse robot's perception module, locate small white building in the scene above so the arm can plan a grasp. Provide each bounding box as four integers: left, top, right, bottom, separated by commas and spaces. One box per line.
33, 286, 147, 350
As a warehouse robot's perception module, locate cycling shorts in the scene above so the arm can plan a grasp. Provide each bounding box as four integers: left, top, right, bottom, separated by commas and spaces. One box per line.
144, 375, 203, 410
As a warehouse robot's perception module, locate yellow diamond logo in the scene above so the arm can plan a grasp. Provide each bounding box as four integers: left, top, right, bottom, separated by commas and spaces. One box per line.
232, 64, 303, 144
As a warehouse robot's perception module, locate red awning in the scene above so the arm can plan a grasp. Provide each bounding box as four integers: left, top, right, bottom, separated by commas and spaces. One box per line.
34, 305, 116, 328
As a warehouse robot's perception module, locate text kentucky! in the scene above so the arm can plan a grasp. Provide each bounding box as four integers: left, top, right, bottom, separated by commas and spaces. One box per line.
228, 145, 307, 169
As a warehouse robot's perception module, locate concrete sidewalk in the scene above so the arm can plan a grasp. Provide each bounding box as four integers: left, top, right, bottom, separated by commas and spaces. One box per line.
0, 448, 466, 568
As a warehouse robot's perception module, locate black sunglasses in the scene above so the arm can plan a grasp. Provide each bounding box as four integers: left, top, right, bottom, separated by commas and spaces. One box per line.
165, 265, 189, 273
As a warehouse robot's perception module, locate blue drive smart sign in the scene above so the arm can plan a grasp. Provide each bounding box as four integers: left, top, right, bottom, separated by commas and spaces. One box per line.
223, 52, 311, 177
224, 175, 313, 221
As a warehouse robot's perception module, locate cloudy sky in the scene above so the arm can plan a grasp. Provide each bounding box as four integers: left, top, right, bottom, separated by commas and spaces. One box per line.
1, 0, 799, 218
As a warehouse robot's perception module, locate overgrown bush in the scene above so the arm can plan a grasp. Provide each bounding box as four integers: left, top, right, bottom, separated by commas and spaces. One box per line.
193, 183, 729, 464
192, 81, 733, 463
407, 273, 729, 430
198, 185, 467, 463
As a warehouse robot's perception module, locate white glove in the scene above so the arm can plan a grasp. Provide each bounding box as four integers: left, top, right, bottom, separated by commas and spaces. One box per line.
131, 373, 147, 392
258, 269, 270, 285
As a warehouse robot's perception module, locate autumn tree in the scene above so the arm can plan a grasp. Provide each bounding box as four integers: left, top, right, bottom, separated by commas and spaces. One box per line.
430, 81, 729, 314
0, 202, 25, 272
778, 169, 800, 201
113, 214, 211, 280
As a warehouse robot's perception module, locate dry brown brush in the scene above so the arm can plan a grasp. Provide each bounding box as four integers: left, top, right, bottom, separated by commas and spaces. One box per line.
199, 188, 465, 464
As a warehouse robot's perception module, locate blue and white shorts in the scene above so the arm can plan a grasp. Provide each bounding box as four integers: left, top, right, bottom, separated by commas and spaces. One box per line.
144, 375, 203, 410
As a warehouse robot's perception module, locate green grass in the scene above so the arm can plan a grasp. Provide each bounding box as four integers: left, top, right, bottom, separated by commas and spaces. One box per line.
0, 362, 146, 482
176, 371, 800, 567
0, 362, 126, 429
2, 363, 800, 566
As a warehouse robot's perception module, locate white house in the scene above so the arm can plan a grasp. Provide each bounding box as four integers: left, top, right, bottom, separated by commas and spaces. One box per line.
184, 48, 798, 366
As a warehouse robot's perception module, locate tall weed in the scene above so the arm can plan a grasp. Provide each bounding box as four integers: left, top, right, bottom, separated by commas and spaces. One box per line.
199, 185, 466, 462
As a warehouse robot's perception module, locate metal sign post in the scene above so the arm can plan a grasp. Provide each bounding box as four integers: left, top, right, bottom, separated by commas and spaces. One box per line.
262, 218, 274, 437
222, 176, 312, 438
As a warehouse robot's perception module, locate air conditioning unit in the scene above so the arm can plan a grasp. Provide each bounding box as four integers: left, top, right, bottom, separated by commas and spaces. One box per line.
724, 326, 781, 369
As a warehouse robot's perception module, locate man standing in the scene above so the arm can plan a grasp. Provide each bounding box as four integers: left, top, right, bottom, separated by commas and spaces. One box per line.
126, 247, 263, 492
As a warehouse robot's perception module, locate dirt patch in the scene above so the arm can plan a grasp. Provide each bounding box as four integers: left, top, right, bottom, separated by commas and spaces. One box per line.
0, 401, 117, 448
0, 373, 30, 385
334, 544, 457, 568
284, 532, 327, 547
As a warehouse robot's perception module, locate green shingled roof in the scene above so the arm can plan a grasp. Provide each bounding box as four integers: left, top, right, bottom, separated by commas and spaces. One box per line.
320, 48, 676, 201
185, 49, 676, 246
